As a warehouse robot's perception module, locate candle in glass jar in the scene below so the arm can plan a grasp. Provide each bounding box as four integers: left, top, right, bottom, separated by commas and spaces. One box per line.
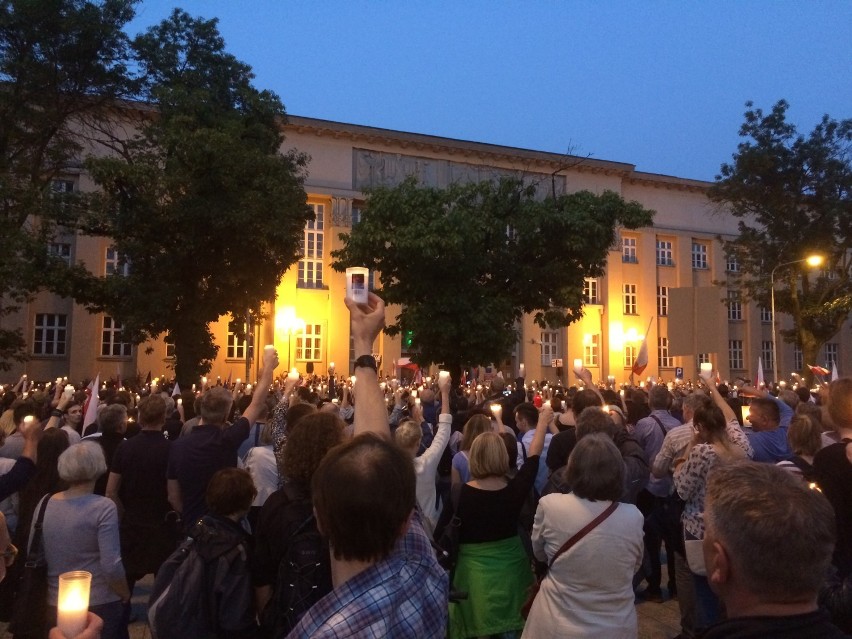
573, 359, 583, 374
57, 571, 91, 638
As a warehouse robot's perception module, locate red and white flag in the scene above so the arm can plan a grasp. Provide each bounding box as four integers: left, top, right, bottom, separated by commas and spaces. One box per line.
809, 364, 830, 377
631, 317, 654, 377
83, 373, 100, 431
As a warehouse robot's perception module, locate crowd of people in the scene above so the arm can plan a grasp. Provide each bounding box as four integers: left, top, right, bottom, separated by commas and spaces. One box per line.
0, 291, 849, 638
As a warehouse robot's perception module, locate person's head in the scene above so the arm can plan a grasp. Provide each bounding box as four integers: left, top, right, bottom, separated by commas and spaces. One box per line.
787, 414, 823, 457
490, 377, 505, 394
565, 433, 624, 501
460, 413, 491, 451
513, 403, 538, 433
469, 432, 510, 479
286, 402, 318, 434
312, 433, 415, 563
206, 467, 256, 519
199, 387, 233, 426
57, 441, 107, 485
499, 431, 518, 469
778, 389, 799, 411
746, 398, 781, 432
795, 386, 812, 405
258, 421, 274, 446
575, 406, 618, 440
572, 389, 603, 416
394, 418, 423, 456
97, 403, 127, 435
64, 402, 83, 426
693, 402, 727, 443
282, 412, 345, 485
827, 377, 852, 431
682, 392, 711, 423
420, 388, 435, 404
703, 461, 835, 607
12, 401, 38, 428
649, 386, 672, 411
137, 394, 167, 429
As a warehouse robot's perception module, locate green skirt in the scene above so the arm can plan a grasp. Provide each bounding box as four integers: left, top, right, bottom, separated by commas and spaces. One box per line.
448, 536, 533, 639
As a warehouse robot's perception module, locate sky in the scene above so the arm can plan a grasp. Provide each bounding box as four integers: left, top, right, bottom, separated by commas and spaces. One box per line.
126, 1, 852, 182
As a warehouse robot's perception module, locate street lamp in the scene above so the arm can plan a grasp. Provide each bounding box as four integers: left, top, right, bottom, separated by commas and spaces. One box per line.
274, 306, 305, 372
770, 254, 823, 384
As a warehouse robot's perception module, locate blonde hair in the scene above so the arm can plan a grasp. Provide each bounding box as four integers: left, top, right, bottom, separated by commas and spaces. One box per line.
460, 414, 491, 452
469, 432, 509, 479
394, 419, 423, 451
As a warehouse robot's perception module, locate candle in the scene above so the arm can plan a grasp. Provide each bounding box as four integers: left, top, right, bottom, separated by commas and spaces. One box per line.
415, 398, 421, 406
700, 362, 713, 375
573, 358, 583, 374
350, 375, 356, 384
236, 378, 241, 385
439, 370, 450, 383
177, 398, 182, 406
202, 377, 207, 384
490, 404, 502, 414
519, 363, 525, 376
329, 362, 335, 369
64, 384, 75, 398
57, 570, 91, 638
288, 368, 299, 381
426, 376, 432, 384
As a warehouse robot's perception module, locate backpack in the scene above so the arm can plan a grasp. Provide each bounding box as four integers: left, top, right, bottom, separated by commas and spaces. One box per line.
148, 527, 243, 639
259, 485, 331, 638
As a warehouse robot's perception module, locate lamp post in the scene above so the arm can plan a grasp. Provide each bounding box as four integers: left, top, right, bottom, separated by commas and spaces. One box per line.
274, 306, 306, 373
770, 255, 823, 384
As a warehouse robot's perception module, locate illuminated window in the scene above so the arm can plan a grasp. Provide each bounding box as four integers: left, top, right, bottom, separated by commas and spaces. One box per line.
624, 344, 636, 368
584, 334, 599, 367
657, 286, 669, 317
658, 337, 673, 368
623, 284, 637, 315
297, 324, 322, 361
298, 204, 324, 288
226, 322, 252, 360
583, 278, 599, 304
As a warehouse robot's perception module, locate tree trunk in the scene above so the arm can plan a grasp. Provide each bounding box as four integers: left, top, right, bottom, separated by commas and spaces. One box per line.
172, 318, 218, 387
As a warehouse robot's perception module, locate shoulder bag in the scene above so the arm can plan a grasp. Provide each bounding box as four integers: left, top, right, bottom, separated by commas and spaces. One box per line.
521, 501, 618, 619
9, 494, 51, 635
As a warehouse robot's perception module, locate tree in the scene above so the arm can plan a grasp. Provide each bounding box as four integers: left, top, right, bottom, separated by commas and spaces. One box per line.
0, 0, 137, 369
65, 10, 311, 383
709, 100, 852, 380
332, 176, 654, 376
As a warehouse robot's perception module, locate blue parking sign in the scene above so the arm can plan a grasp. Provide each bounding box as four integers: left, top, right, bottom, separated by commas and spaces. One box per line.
675, 367, 684, 380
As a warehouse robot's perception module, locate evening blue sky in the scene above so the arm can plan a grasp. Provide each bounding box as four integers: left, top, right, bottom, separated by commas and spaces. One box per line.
127, 1, 851, 182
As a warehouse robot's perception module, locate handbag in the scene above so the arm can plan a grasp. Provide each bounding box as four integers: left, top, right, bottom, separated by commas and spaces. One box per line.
521, 501, 618, 619
433, 513, 461, 573
9, 494, 51, 635
684, 537, 707, 576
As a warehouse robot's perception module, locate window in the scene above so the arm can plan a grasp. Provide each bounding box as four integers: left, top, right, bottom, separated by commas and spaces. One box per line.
296, 324, 322, 361
105, 247, 130, 276
825, 343, 839, 369
33, 314, 67, 356
623, 284, 637, 315
298, 203, 324, 288
226, 322, 251, 360
794, 345, 803, 372
760, 306, 772, 323
624, 344, 637, 368
101, 316, 131, 357
761, 341, 774, 374
729, 340, 744, 370
697, 353, 711, 371
726, 255, 740, 273
583, 278, 599, 304
692, 242, 708, 269
48, 243, 71, 265
622, 236, 638, 263
820, 268, 838, 281
541, 331, 558, 366
51, 179, 74, 194
658, 337, 673, 368
166, 343, 175, 358
656, 239, 674, 266
727, 290, 742, 321
657, 286, 669, 317
351, 205, 362, 226
584, 334, 599, 367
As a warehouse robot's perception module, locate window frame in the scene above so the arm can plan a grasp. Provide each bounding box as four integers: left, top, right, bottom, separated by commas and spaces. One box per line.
656, 285, 669, 317
101, 316, 132, 358
540, 330, 558, 366
622, 236, 638, 264
692, 241, 709, 270
33, 313, 67, 356
623, 283, 637, 315
296, 323, 323, 362
658, 337, 673, 368
656, 239, 674, 267
298, 203, 325, 289
729, 339, 744, 370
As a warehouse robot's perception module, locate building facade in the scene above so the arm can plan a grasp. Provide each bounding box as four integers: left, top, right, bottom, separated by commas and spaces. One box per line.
4, 116, 848, 386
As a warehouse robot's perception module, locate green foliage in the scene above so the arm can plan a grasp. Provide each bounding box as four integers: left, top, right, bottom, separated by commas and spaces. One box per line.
0, 0, 138, 368
333, 176, 654, 373
67, 10, 311, 383
710, 100, 852, 377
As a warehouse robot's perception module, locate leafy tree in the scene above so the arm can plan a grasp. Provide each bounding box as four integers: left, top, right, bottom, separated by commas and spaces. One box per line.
0, 0, 137, 369
710, 100, 852, 380
68, 10, 311, 383
333, 176, 654, 376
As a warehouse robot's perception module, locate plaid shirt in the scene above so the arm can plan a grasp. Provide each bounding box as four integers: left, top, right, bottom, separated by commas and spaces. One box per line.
285, 512, 448, 639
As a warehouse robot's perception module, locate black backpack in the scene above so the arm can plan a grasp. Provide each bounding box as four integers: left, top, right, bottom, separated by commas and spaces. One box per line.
148, 528, 242, 639
259, 485, 331, 638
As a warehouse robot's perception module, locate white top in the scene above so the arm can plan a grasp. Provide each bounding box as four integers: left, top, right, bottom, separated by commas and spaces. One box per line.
522, 493, 644, 639
239, 445, 278, 508
413, 414, 451, 536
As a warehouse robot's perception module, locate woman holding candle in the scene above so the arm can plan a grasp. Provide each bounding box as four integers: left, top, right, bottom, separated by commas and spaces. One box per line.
37, 441, 129, 639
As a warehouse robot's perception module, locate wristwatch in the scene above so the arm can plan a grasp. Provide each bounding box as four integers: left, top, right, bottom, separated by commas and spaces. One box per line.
353, 354, 378, 373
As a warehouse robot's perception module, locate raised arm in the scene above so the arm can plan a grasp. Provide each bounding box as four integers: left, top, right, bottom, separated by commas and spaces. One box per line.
241, 347, 279, 426
345, 292, 388, 438
528, 403, 552, 458
576, 368, 605, 405
699, 369, 737, 424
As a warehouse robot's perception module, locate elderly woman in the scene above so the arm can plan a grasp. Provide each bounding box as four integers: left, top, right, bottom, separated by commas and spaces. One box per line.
448, 405, 549, 639
239, 421, 278, 530
522, 433, 644, 638
39, 441, 130, 638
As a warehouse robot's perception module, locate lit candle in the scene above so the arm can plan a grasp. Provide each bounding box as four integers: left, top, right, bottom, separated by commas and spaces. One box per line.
57, 570, 91, 638
700, 362, 713, 375
426, 376, 432, 384
236, 378, 241, 385
288, 368, 299, 381
329, 361, 335, 369
350, 375, 356, 384
202, 376, 207, 384
573, 359, 583, 374
415, 398, 421, 406
439, 370, 450, 383
177, 398, 182, 406
519, 363, 525, 376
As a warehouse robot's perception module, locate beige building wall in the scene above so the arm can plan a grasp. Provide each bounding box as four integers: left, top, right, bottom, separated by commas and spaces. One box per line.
5, 116, 849, 386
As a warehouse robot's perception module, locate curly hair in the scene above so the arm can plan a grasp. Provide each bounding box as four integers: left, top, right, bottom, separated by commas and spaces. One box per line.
282, 412, 345, 486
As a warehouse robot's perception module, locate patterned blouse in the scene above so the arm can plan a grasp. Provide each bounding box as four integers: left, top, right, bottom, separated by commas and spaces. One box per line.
674, 418, 753, 538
